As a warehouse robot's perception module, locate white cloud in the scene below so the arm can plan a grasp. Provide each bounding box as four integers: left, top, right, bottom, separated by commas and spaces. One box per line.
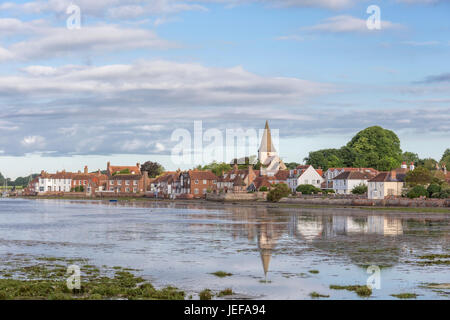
303, 15, 404, 33
21, 135, 46, 148
1, 22, 176, 62
0, 60, 334, 105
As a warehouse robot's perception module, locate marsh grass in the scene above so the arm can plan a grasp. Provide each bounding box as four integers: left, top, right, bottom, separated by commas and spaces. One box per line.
210, 271, 233, 278
309, 292, 329, 298
0, 255, 184, 300
329, 284, 372, 297
391, 293, 418, 299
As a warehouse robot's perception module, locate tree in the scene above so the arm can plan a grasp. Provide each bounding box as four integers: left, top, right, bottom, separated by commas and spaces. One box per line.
267, 183, 291, 202
285, 162, 300, 170
346, 126, 402, 170
402, 152, 419, 165
304, 126, 402, 171
405, 167, 432, 187
198, 161, 232, 177
304, 148, 345, 171
296, 184, 321, 194
440, 148, 450, 169
417, 158, 438, 170
427, 183, 441, 198
141, 161, 165, 178
407, 185, 427, 199
352, 184, 368, 195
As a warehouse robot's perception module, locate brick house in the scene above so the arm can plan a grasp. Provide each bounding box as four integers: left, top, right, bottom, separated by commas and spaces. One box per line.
71, 166, 108, 194
179, 169, 218, 198
105, 162, 149, 194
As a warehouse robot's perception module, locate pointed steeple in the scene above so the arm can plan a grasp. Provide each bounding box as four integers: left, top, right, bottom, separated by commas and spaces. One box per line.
259, 120, 276, 153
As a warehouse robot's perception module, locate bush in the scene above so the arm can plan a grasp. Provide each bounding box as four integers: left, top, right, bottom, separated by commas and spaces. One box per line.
259, 186, 268, 192
437, 188, 450, 199
267, 183, 291, 202
352, 184, 368, 195
296, 184, 321, 195
427, 183, 441, 198
407, 185, 428, 199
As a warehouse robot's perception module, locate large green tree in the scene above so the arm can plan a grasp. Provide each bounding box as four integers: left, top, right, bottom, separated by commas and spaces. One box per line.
304, 148, 345, 171
402, 151, 420, 165
197, 161, 232, 177
405, 167, 432, 187
440, 148, 450, 169
304, 126, 402, 171
140, 161, 165, 178
346, 126, 402, 170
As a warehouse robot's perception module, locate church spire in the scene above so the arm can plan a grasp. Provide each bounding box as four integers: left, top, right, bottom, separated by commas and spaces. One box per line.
259, 120, 276, 153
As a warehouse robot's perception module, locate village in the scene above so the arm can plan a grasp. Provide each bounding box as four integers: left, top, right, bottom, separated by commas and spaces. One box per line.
19, 121, 450, 205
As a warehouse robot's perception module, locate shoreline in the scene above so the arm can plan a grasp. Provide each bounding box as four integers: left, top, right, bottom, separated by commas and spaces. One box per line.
14, 195, 450, 214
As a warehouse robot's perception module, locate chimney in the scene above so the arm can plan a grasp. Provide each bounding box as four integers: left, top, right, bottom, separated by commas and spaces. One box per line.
401, 161, 407, 169
444, 165, 447, 175
84, 165, 88, 174
137, 163, 140, 169
410, 162, 415, 171
233, 163, 238, 171
390, 170, 397, 181
107, 161, 110, 172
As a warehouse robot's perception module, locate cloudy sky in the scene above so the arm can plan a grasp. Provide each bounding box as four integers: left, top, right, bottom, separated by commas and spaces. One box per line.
0, 0, 449, 178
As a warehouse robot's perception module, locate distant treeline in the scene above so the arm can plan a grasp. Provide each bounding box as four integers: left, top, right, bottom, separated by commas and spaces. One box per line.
0, 173, 39, 188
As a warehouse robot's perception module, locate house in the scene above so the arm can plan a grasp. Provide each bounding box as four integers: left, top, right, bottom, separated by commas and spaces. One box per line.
37, 170, 74, 194
247, 170, 289, 192
323, 167, 378, 190
71, 166, 108, 194
333, 170, 377, 194
179, 169, 218, 198
368, 170, 406, 199
105, 162, 149, 194
154, 171, 180, 198
217, 165, 259, 192
258, 121, 286, 176
287, 165, 324, 192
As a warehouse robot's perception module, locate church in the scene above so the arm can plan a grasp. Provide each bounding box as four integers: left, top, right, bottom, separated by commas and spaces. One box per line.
258, 120, 286, 176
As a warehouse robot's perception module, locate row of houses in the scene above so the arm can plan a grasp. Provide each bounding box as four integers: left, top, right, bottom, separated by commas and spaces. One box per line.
26, 162, 150, 196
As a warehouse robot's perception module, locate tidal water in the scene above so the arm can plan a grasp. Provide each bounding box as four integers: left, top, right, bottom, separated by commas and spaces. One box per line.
0, 198, 448, 299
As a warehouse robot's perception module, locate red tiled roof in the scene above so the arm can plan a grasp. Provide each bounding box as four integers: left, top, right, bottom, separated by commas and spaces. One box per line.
368, 171, 406, 182
188, 170, 217, 180
334, 171, 376, 180
274, 170, 289, 180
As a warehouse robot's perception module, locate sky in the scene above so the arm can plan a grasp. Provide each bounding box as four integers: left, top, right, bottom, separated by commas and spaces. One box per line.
0, 0, 449, 178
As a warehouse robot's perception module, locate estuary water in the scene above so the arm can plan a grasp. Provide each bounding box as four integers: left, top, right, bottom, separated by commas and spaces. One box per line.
0, 198, 449, 299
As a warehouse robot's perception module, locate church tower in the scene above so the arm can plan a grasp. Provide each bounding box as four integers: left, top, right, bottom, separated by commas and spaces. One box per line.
258, 120, 277, 165
258, 120, 286, 176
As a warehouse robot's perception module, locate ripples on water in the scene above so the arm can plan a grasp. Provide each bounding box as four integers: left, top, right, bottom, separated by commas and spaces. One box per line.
0, 198, 448, 299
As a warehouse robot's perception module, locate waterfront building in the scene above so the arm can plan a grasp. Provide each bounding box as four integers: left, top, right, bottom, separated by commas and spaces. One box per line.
333, 170, 377, 195
286, 165, 324, 192
368, 170, 406, 199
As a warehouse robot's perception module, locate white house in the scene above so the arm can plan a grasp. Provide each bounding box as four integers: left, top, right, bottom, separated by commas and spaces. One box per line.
287, 165, 324, 192
368, 170, 406, 199
323, 168, 378, 190
37, 170, 73, 194
333, 170, 376, 194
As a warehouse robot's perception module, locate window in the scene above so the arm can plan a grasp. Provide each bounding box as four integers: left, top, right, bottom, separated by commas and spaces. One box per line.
203, 188, 207, 194
126, 180, 130, 185
126, 188, 130, 192
203, 180, 207, 184
118, 180, 122, 185
133, 187, 137, 193
110, 187, 114, 191
133, 180, 137, 185
110, 181, 114, 185
195, 179, 199, 184
194, 188, 199, 194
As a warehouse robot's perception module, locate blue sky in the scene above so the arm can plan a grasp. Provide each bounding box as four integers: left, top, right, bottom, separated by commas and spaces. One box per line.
0, 0, 449, 178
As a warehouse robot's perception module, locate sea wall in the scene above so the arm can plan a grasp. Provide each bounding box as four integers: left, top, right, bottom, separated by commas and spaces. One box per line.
206, 192, 267, 202
279, 197, 450, 208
